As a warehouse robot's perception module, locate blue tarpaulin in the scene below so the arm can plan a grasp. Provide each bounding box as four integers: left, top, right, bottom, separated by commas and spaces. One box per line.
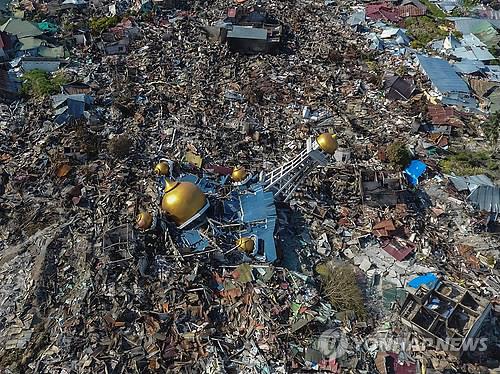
408, 273, 439, 289
404, 160, 427, 186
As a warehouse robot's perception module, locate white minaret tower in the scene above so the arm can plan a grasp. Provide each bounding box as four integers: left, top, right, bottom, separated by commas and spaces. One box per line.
260, 133, 338, 201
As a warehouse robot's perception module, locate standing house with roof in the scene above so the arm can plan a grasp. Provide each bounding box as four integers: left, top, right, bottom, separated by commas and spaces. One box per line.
215, 6, 283, 54
397, 0, 427, 17
417, 54, 477, 109
366, 2, 401, 23
0, 18, 44, 55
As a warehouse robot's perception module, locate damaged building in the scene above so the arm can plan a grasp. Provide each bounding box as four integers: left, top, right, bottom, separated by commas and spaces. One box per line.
213, 6, 282, 54
401, 280, 492, 357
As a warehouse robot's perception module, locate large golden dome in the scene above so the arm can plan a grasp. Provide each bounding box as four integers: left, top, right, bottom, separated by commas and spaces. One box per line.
316, 133, 338, 154
161, 179, 207, 226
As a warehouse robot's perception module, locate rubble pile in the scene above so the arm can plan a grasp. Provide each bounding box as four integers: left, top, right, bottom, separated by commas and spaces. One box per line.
0, 0, 499, 373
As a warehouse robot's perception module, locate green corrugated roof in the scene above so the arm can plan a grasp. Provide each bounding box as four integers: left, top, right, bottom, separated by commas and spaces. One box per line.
38, 46, 65, 58
0, 18, 43, 38
19, 36, 44, 50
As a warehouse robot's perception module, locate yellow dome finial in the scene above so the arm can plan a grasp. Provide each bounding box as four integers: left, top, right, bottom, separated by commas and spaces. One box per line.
316, 133, 338, 154
136, 211, 153, 230
236, 237, 255, 253
155, 162, 170, 176
231, 166, 248, 182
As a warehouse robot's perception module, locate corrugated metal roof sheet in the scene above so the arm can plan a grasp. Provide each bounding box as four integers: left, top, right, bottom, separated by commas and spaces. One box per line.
417, 54, 470, 94
468, 77, 498, 97
427, 104, 464, 125
468, 185, 500, 213
0, 18, 43, 38
397, 4, 426, 17
471, 46, 495, 60
462, 33, 486, 47
453, 18, 493, 34
227, 26, 267, 40
449, 174, 494, 192
0, 69, 21, 95
347, 10, 365, 26
239, 186, 277, 262
366, 3, 400, 22
452, 47, 476, 60
453, 60, 485, 74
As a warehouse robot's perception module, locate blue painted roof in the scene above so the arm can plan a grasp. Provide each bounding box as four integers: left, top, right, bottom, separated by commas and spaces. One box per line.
404, 160, 427, 186
417, 55, 470, 94
238, 186, 277, 262
453, 60, 485, 74
180, 230, 209, 252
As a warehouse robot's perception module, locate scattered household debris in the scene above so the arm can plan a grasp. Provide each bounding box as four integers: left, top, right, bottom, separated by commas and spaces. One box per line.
0, 0, 499, 372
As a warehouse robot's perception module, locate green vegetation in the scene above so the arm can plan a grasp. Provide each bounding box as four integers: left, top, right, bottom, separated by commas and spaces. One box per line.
316, 261, 367, 319
419, 0, 446, 18
440, 151, 499, 176
462, 0, 479, 10
387, 141, 412, 170
483, 112, 500, 144
21, 70, 67, 99
89, 16, 120, 35
404, 16, 456, 49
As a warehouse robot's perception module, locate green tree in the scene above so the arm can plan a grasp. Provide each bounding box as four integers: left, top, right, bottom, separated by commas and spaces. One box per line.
387, 141, 412, 170
482, 112, 499, 146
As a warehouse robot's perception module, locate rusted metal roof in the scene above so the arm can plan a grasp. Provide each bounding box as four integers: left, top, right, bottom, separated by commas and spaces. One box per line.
397, 4, 426, 17
427, 104, 464, 127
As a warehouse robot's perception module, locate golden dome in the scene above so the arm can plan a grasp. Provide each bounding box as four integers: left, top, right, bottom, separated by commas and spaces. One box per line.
136, 211, 153, 230
316, 133, 338, 154
155, 162, 170, 176
161, 179, 207, 226
236, 237, 255, 253
231, 166, 247, 182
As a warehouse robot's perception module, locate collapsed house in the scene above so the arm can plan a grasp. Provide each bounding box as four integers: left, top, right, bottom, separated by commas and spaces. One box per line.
401, 279, 492, 357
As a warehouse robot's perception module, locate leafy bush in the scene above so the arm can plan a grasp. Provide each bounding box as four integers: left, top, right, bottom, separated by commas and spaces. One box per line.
483, 112, 500, 144
316, 261, 367, 319
21, 70, 67, 99
404, 16, 453, 49
440, 151, 499, 176
89, 16, 120, 35
387, 141, 412, 170
419, 0, 446, 18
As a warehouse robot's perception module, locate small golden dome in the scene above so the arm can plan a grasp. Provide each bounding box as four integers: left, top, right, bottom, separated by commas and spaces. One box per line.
316, 133, 338, 154
161, 179, 207, 226
136, 211, 153, 230
154, 162, 170, 176
236, 237, 255, 253
231, 166, 248, 182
